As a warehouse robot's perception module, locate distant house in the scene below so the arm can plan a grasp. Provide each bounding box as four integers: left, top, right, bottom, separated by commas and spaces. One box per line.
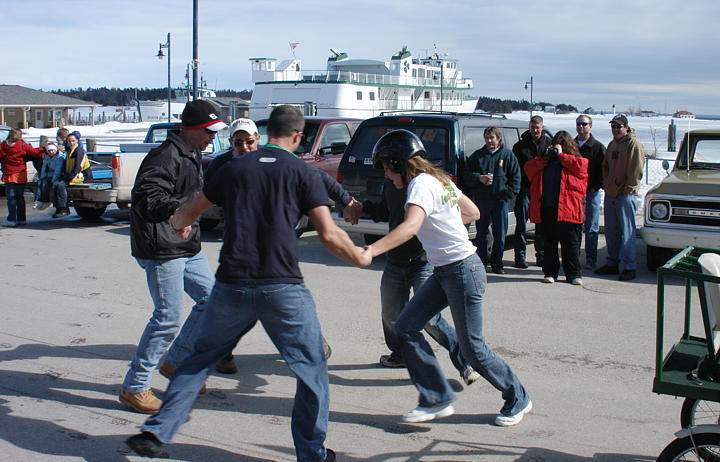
673, 110, 695, 119
0, 85, 101, 129
640, 110, 656, 117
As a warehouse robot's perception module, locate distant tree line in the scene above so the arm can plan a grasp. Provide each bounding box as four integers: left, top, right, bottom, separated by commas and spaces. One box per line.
475, 96, 577, 114
52, 87, 252, 106
52, 87, 577, 113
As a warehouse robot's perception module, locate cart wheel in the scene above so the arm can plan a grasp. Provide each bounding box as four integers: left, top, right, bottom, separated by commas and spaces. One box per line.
656, 432, 720, 461
680, 398, 720, 428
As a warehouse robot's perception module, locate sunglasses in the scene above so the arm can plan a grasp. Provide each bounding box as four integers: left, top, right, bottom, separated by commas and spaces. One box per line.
610, 124, 623, 129
576, 122, 589, 127
233, 139, 256, 147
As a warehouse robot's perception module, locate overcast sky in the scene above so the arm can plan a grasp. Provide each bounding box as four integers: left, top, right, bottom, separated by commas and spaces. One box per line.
5, 0, 719, 114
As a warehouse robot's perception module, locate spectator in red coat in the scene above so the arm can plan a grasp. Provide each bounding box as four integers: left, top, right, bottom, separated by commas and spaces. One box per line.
524, 131, 588, 285
0, 128, 45, 226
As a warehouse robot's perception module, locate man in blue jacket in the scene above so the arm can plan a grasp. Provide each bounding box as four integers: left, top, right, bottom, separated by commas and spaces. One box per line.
462, 127, 521, 274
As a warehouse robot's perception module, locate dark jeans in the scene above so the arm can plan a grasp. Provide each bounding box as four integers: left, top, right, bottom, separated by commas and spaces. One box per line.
52, 180, 68, 208
514, 186, 544, 263
540, 206, 581, 280
474, 199, 508, 267
5, 182, 26, 222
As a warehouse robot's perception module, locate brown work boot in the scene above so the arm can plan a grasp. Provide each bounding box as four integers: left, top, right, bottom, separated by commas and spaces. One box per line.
119, 389, 162, 414
158, 362, 207, 394
215, 354, 238, 374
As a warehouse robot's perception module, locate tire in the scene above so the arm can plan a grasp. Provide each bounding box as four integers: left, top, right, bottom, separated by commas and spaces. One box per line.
647, 245, 673, 271
74, 205, 106, 221
295, 215, 309, 238
363, 234, 381, 246
199, 218, 220, 232
680, 398, 720, 428
656, 432, 720, 461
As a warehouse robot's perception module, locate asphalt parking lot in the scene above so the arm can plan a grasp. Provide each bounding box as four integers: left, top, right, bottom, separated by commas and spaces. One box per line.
0, 196, 696, 461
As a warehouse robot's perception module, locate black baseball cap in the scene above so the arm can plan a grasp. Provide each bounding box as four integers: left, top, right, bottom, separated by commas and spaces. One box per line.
610, 114, 629, 126
181, 100, 227, 132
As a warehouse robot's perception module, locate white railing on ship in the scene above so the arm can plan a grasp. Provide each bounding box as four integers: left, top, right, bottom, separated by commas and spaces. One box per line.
271, 70, 471, 89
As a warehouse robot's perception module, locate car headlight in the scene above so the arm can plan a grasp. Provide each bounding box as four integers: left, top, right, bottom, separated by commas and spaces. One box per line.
649, 201, 670, 221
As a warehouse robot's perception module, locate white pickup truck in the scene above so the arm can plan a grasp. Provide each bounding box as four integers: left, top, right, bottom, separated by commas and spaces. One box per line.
67, 122, 230, 220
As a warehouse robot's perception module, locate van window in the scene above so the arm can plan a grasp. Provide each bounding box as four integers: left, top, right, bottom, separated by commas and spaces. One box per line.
502, 128, 520, 148
346, 126, 448, 166
463, 126, 521, 156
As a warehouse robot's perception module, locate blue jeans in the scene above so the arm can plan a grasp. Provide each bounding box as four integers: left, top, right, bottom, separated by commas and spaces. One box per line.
381, 260, 467, 372
52, 180, 68, 208
142, 282, 329, 462
474, 199, 508, 267
6, 183, 26, 222
395, 253, 529, 415
583, 189, 601, 264
603, 194, 638, 270
38, 178, 52, 203
122, 251, 214, 393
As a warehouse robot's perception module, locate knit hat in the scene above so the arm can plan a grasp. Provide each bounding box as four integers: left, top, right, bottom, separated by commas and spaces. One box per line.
230, 118, 258, 137
45, 142, 58, 152
181, 100, 227, 132
70, 130, 81, 139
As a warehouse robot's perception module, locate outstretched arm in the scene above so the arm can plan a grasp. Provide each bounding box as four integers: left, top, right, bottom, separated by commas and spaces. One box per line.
170, 192, 214, 239
367, 204, 425, 258
309, 205, 370, 266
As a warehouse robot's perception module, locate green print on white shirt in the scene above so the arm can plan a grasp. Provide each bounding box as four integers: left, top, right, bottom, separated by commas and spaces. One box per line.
441, 183, 460, 210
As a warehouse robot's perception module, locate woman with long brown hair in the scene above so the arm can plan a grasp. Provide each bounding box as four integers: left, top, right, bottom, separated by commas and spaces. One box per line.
524, 130, 589, 284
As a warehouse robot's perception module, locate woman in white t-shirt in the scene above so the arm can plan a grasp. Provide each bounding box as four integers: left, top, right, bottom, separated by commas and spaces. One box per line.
363, 130, 532, 426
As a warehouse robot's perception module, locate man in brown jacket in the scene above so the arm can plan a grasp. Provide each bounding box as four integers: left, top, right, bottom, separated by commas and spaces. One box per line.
594, 114, 645, 281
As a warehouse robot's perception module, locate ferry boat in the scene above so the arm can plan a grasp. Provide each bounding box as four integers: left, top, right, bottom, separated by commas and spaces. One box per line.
248, 46, 478, 120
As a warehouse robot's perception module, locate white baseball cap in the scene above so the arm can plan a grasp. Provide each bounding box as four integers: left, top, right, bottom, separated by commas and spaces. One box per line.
230, 118, 258, 137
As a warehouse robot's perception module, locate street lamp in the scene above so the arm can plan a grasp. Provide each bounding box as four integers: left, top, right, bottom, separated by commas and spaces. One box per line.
156, 33, 171, 123
524, 76, 534, 117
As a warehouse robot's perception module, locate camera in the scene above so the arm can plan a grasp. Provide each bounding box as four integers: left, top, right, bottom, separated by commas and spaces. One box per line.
543, 146, 560, 161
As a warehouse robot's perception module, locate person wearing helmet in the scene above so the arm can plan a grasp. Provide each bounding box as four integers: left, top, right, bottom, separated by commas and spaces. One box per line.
362, 129, 532, 427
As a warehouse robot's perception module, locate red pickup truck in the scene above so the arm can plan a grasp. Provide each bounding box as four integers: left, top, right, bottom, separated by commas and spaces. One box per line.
200, 116, 361, 233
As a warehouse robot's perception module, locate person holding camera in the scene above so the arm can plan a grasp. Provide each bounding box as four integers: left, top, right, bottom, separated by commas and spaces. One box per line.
524, 131, 588, 285
462, 127, 521, 274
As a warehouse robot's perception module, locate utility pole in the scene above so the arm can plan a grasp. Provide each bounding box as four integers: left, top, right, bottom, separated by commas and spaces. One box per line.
192, 0, 199, 99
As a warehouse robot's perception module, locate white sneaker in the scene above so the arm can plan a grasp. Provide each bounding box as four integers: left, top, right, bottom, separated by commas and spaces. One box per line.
542, 276, 555, 283
495, 400, 532, 427
461, 366, 481, 386
33, 201, 39, 209
402, 403, 455, 423
4, 221, 16, 227
570, 278, 583, 286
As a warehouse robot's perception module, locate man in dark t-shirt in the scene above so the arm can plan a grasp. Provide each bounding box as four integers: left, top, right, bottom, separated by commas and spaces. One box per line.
126, 105, 367, 462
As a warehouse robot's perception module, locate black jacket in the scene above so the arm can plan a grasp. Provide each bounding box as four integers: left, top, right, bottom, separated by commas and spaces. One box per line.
130, 131, 203, 260
512, 130, 552, 188
363, 180, 426, 266
575, 134, 605, 192
462, 146, 521, 201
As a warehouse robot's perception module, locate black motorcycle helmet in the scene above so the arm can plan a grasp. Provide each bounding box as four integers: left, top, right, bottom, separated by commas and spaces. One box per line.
372, 129, 426, 174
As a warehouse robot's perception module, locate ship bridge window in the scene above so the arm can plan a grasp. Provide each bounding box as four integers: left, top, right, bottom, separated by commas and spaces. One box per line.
418, 69, 426, 78
370, 92, 375, 101
412, 69, 417, 77
424, 91, 430, 99
356, 91, 362, 100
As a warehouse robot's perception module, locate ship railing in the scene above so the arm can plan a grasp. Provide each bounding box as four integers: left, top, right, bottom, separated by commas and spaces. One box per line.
282, 69, 472, 89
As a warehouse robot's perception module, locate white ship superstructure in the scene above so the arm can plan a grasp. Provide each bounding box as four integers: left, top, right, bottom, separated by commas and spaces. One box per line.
249, 46, 478, 119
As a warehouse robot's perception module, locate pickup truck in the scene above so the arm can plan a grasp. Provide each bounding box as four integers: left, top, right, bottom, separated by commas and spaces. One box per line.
641, 129, 720, 270
198, 116, 361, 232
67, 122, 230, 220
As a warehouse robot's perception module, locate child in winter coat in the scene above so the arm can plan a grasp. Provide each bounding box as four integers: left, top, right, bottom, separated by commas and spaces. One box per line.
36, 142, 66, 210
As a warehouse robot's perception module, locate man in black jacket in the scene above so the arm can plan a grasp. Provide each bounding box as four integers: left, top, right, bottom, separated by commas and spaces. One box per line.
575, 115, 606, 269
120, 100, 227, 414
512, 115, 552, 268
350, 180, 479, 385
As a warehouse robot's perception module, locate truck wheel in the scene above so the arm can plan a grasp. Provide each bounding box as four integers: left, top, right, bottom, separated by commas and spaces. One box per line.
647, 245, 673, 271
74, 205, 107, 221
295, 215, 309, 238
199, 218, 220, 231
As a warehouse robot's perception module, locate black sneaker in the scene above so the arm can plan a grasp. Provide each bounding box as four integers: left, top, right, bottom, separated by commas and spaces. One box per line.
325, 448, 336, 462
514, 259, 528, 269
126, 432, 168, 458
619, 269, 636, 281
379, 354, 405, 368
595, 265, 619, 275
490, 264, 505, 274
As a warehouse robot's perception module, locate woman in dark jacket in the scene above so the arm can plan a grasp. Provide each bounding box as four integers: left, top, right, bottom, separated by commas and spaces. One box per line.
0, 128, 45, 226
524, 131, 588, 285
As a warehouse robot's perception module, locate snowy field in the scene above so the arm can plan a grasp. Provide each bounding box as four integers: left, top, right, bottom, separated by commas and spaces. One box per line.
19, 111, 720, 206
